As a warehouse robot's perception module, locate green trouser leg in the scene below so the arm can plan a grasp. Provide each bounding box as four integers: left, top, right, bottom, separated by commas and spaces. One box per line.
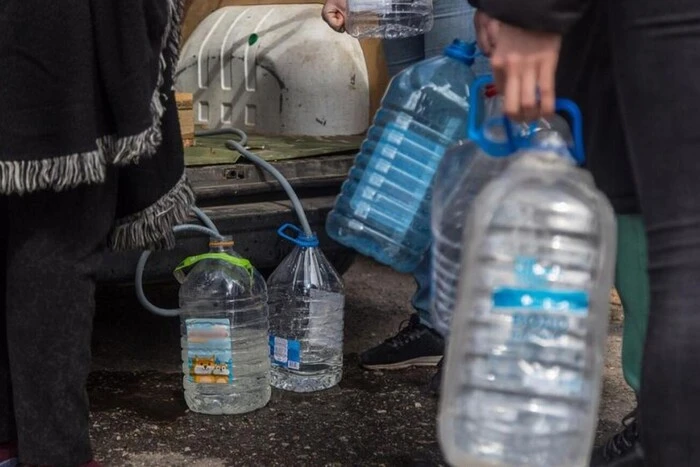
615, 214, 650, 395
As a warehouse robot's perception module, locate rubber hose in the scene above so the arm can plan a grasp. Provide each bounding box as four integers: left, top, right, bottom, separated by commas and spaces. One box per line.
137, 127, 314, 317
195, 128, 313, 237
191, 205, 219, 234
135, 224, 224, 317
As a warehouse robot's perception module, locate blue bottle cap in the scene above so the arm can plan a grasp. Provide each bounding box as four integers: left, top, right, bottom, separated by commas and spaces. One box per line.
443, 40, 478, 66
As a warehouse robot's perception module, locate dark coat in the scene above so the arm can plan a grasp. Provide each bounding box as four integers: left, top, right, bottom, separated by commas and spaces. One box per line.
0, 0, 194, 250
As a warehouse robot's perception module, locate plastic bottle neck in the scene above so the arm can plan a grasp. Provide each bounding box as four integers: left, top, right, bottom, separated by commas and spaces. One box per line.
443, 39, 477, 66
209, 236, 235, 253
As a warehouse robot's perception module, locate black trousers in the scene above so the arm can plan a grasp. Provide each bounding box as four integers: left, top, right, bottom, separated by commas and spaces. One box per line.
557, 0, 700, 464
0, 171, 117, 466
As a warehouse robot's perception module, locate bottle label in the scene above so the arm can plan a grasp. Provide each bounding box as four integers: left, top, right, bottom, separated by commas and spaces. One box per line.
269, 336, 301, 370
185, 318, 233, 384
493, 287, 589, 339
491, 287, 589, 396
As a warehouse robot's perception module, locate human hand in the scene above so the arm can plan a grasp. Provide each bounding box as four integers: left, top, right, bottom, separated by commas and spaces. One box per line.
322, 0, 348, 33
474, 10, 499, 57
489, 22, 562, 121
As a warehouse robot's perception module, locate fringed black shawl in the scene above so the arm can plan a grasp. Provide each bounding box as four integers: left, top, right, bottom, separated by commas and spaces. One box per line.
0, 0, 195, 250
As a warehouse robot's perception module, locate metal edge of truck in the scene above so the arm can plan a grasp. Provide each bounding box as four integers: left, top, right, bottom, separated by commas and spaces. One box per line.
99, 152, 358, 284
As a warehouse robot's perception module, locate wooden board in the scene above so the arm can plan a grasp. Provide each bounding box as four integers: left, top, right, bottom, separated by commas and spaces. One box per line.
175, 92, 195, 147
181, 0, 389, 123
185, 134, 362, 166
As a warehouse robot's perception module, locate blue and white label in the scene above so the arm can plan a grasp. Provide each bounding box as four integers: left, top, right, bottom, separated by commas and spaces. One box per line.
492, 287, 589, 342
489, 287, 589, 397
270, 336, 301, 370
492, 287, 589, 312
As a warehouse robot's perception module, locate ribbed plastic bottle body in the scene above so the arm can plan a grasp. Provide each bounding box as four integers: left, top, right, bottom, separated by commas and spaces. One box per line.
439, 151, 616, 467
268, 245, 345, 392
179, 256, 270, 415
431, 140, 513, 337
346, 0, 433, 39
326, 51, 476, 273
431, 109, 575, 337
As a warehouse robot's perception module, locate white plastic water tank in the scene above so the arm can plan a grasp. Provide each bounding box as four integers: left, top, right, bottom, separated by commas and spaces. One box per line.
175, 5, 370, 136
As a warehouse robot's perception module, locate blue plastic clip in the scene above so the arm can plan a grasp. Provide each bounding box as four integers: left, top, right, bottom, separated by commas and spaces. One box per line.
277, 223, 319, 248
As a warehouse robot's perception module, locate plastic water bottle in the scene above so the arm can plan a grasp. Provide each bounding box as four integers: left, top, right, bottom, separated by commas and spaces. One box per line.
326, 40, 477, 273
346, 0, 433, 39
178, 236, 271, 415
439, 103, 617, 467
268, 224, 345, 392
431, 78, 573, 337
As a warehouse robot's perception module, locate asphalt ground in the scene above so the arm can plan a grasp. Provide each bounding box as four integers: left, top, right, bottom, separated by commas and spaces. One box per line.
90, 257, 635, 466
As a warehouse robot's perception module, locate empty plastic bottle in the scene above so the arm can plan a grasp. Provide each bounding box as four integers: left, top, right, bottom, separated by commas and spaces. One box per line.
326, 39, 478, 273
177, 236, 271, 415
268, 224, 345, 392
346, 0, 433, 39
431, 77, 573, 337
439, 104, 617, 467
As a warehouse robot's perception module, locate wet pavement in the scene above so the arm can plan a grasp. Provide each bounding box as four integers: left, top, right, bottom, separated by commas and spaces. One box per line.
90, 257, 635, 466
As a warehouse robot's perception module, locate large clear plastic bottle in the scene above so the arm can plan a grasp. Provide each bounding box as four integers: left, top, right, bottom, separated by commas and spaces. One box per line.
346, 0, 433, 39
268, 224, 345, 392
178, 236, 271, 415
431, 79, 574, 336
438, 127, 616, 466
326, 40, 477, 273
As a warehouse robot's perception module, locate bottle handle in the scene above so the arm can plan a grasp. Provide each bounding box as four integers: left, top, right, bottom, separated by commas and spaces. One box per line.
468, 75, 514, 157
467, 75, 586, 164
277, 223, 319, 248
552, 98, 585, 164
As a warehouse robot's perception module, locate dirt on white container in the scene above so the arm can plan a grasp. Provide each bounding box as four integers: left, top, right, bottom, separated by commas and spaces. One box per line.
175, 4, 370, 137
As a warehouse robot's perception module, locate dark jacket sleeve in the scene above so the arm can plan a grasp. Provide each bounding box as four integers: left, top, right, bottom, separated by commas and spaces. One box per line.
467, 0, 590, 34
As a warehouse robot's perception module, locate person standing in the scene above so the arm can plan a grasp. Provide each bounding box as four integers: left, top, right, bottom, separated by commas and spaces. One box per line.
472, 0, 700, 464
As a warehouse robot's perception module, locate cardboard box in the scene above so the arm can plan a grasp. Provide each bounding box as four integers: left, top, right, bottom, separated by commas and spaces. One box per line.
176, 92, 195, 148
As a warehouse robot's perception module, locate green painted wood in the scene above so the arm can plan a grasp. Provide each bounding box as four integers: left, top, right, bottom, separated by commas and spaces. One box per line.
185, 134, 363, 166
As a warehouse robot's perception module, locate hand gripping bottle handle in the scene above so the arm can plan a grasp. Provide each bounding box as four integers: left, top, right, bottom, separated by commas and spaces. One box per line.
467, 75, 585, 164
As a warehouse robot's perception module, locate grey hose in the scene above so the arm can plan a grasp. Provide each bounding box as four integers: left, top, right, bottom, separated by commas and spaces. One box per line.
191, 205, 219, 234
135, 223, 224, 317
137, 127, 314, 317
195, 128, 313, 237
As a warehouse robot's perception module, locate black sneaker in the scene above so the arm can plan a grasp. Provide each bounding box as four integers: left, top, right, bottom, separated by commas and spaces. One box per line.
360, 314, 444, 370
591, 409, 644, 467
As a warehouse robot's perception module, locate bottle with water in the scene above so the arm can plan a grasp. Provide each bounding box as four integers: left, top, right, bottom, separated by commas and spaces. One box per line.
438, 103, 617, 467
268, 224, 345, 392
431, 77, 574, 336
177, 236, 270, 415
346, 0, 433, 39
326, 40, 477, 273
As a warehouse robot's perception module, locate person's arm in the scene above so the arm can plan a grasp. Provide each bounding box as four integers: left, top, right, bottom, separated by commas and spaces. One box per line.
468, 0, 589, 34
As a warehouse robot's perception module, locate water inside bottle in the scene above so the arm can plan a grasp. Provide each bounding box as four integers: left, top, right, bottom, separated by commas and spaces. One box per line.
346, 0, 433, 39
439, 150, 616, 467
179, 238, 271, 415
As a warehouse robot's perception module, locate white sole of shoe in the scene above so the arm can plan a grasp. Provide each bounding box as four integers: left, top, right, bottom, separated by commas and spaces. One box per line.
361, 356, 442, 370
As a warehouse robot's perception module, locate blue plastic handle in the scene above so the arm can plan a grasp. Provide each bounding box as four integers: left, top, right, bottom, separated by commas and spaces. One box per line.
277, 223, 319, 248
467, 75, 585, 164
468, 76, 512, 157
553, 98, 585, 164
